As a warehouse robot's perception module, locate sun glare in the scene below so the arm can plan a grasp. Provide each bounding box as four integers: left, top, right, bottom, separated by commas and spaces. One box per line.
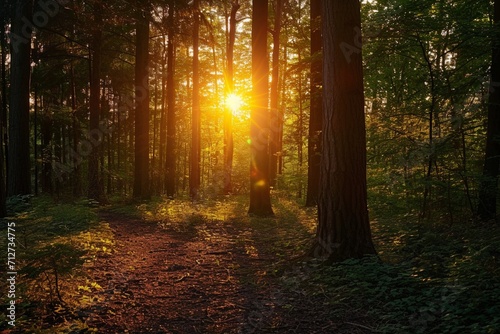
226, 93, 244, 116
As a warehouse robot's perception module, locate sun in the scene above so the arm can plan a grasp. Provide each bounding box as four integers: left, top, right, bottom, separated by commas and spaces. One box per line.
225, 93, 244, 116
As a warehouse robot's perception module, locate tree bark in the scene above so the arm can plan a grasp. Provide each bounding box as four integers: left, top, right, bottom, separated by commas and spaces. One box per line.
249, 0, 274, 216
190, 0, 201, 199
478, 0, 500, 222
314, 0, 376, 261
269, 0, 283, 188
305, 0, 322, 206
165, 3, 176, 198
133, 9, 150, 199
8, 0, 33, 196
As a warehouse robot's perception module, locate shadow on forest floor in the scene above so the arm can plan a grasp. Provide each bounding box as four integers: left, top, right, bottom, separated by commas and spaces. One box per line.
1, 194, 499, 333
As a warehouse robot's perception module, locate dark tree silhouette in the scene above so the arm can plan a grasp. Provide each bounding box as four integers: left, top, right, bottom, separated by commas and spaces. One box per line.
305, 0, 322, 207
223, 0, 240, 195
248, 0, 273, 216
314, 0, 376, 261
88, 5, 104, 201
8, 0, 33, 196
165, 3, 176, 198
190, 0, 201, 199
269, 0, 284, 187
478, 0, 500, 222
133, 7, 151, 199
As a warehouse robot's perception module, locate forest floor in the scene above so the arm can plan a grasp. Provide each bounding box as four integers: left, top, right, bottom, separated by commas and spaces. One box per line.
84, 205, 372, 334
1, 194, 499, 333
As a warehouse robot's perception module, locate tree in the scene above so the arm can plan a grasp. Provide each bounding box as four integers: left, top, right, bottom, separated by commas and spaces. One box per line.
248, 0, 273, 216
88, 4, 104, 201
305, 0, 322, 207
133, 6, 151, 199
313, 0, 376, 261
269, 0, 284, 187
8, 0, 33, 196
165, 3, 176, 198
478, 0, 500, 222
223, 0, 240, 195
190, 0, 201, 199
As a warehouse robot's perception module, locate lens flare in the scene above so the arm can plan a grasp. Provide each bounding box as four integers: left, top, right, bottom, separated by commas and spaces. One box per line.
226, 93, 244, 116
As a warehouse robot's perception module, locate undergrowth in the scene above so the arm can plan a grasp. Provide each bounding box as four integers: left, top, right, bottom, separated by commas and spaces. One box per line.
0, 195, 114, 333
2, 192, 499, 333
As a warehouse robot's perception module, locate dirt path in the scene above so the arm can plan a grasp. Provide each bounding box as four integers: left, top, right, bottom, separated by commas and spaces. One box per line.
85, 211, 292, 334
83, 210, 372, 334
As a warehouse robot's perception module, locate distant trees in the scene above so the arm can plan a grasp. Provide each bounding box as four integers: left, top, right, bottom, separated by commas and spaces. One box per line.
248, 0, 273, 216
314, 0, 376, 261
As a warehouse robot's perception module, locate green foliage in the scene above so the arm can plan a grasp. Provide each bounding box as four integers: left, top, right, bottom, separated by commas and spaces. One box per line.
0, 196, 112, 333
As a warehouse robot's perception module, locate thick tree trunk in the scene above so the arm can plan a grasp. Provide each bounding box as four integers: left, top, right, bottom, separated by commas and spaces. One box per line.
269, 0, 283, 188
314, 0, 376, 261
133, 10, 150, 199
190, 0, 201, 199
478, 0, 500, 222
249, 0, 273, 216
223, 0, 239, 195
8, 0, 33, 196
165, 4, 176, 198
305, 0, 322, 207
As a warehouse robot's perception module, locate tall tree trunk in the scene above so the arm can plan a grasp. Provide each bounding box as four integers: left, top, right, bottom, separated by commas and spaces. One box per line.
478, 0, 500, 222
190, 0, 201, 199
223, 0, 239, 194
88, 7, 104, 201
70, 62, 82, 197
165, 4, 176, 198
305, 0, 322, 206
314, 0, 376, 261
249, 0, 273, 216
269, 0, 283, 188
8, 0, 33, 196
41, 104, 53, 194
133, 9, 150, 199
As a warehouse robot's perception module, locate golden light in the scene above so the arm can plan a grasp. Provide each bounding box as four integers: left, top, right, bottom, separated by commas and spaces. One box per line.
225, 93, 244, 116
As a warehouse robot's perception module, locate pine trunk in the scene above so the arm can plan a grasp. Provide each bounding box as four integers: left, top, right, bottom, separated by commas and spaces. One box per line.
249, 0, 273, 216
190, 0, 201, 199
165, 4, 176, 198
314, 0, 376, 261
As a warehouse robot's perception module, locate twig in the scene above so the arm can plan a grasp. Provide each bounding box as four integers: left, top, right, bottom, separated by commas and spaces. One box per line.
343, 322, 379, 332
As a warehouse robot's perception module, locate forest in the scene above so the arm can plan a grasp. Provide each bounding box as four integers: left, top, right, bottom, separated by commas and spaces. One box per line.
0, 0, 499, 332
